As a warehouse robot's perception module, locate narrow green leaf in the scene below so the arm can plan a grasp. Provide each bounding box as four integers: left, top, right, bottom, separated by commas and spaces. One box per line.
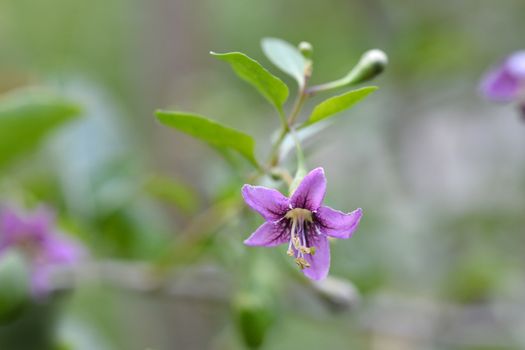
211, 51, 288, 110
155, 110, 260, 168
261, 37, 307, 87
305, 86, 377, 126
0, 89, 82, 169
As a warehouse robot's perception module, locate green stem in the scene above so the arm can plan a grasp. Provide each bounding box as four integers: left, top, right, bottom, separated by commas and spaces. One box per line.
268, 127, 288, 167
267, 89, 309, 167
265, 60, 313, 169
305, 77, 350, 95
277, 107, 288, 131
289, 127, 305, 169
287, 89, 308, 126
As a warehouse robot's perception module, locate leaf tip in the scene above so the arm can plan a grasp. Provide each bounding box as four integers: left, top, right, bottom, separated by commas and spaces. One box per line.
154, 109, 170, 122
64, 102, 83, 118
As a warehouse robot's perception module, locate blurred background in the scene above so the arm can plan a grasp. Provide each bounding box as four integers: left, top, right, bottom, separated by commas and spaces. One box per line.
1, 0, 525, 349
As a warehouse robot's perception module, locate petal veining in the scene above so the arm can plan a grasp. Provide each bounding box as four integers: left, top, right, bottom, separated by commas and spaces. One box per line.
242, 185, 290, 221
316, 207, 362, 239
244, 221, 290, 247
290, 167, 327, 211
303, 234, 330, 280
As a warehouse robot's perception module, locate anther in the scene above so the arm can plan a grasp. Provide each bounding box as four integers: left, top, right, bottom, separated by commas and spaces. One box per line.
295, 257, 310, 270
299, 246, 314, 255
287, 247, 294, 256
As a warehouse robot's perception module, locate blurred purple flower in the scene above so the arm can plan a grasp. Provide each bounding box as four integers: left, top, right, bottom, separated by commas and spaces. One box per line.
480, 51, 525, 114
242, 168, 362, 280
0, 205, 85, 297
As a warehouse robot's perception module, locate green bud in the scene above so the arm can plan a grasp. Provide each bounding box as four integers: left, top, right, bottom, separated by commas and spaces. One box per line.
348, 49, 388, 85
307, 49, 388, 94
234, 292, 275, 349
298, 41, 313, 58
0, 253, 29, 324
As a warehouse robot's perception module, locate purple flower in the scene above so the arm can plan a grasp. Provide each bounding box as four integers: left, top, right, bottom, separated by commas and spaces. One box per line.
480, 51, 525, 114
241, 168, 362, 280
0, 205, 85, 297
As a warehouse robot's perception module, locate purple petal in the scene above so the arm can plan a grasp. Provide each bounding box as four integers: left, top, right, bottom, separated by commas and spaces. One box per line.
303, 234, 330, 280
31, 235, 85, 298
480, 66, 520, 102
241, 185, 289, 221
26, 207, 55, 240
0, 208, 22, 253
507, 51, 525, 78
290, 168, 327, 211
41, 235, 85, 264
316, 207, 362, 239
244, 222, 290, 247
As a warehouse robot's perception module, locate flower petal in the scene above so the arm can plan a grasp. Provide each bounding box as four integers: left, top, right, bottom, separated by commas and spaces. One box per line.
290, 167, 326, 211
303, 234, 330, 280
26, 207, 55, 240
507, 51, 525, 78
316, 206, 362, 239
480, 65, 520, 102
0, 207, 22, 253
244, 222, 290, 247
242, 185, 289, 221
41, 235, 85, 264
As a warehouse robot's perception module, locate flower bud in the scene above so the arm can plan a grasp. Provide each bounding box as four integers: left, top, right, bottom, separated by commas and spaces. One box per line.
234, 291, 275, 349
306, 49, 388, 94
520, 103, 525, 121
0, 253, 29, 324
298, 41, 313, 58
311, 276, 360, 312
348, 49, 388, 85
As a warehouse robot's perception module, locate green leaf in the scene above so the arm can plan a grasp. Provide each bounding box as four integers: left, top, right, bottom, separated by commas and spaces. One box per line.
155, 110, 260, 168
261, 37, 307, 87
0, 89, 82, 169
210, 51, 288, 110
305, 86, 377, 126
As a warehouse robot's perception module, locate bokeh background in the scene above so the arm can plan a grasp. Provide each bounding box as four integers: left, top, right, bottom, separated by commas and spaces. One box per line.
1, 0, 525, 349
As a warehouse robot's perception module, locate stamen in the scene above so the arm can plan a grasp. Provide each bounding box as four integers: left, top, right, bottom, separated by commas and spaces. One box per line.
285, 207, 317, 269
295, 257, 310, 269
299, 246, 315, 255
292, 236, 301, 249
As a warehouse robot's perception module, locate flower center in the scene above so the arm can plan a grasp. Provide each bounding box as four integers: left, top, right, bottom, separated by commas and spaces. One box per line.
16, 235, 41, 258
284, 208, 316, 269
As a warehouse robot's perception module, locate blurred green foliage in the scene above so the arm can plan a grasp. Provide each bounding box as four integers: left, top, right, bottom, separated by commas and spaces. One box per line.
0, 0, 525, 349
0, 89, 81, 169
